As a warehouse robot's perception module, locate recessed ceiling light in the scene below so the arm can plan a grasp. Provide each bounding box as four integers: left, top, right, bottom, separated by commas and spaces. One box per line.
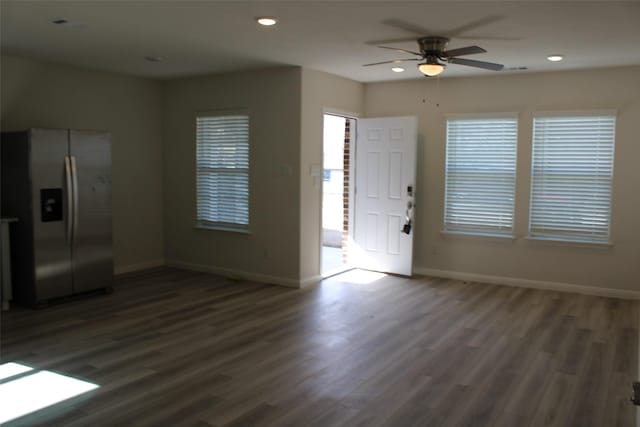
547, 55, 564, 62
256, 17, 277, 26
391, 67, 405, 73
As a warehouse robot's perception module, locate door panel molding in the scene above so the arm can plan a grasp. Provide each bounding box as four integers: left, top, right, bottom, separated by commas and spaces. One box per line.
354, 116, 417, 276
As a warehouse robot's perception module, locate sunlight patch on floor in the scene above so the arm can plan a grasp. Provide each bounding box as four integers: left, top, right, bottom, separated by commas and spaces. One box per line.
0, 362, 33, 380
334, 268, 387, 284
0, 362, 99, 424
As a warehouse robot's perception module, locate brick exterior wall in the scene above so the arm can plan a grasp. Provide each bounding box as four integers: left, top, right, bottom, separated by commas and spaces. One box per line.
342, 119, 351, 263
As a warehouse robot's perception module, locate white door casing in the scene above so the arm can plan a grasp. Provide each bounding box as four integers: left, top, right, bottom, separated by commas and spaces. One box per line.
354, 116, 417, 276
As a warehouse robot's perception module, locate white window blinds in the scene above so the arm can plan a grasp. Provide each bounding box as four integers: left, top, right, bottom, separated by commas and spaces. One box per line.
196, 113, 249, 230
444, 117, 517, 235
530, 114, 615, 243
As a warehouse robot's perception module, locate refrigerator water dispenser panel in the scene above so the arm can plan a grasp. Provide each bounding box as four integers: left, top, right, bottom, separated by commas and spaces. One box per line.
40, 188, 63, 222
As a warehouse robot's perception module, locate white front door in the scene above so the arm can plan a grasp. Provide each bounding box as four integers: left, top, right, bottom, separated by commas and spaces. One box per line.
354, 116, 417, 276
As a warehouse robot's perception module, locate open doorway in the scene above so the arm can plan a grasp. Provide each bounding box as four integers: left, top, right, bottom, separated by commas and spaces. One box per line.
321, 113, 355, 276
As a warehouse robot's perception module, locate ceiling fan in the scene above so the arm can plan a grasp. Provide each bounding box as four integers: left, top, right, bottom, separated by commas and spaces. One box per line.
364, 36, 504, 77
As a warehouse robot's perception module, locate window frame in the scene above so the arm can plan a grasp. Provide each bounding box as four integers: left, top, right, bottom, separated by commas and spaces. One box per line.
528, 110, 616, 244
195, 109, 250, 233
443, 112, 519, 237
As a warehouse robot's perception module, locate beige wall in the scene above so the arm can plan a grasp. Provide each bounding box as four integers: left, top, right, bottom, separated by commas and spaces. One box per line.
364, 66, 640, 292
162, 67, 303, 284
0, 55, 164, 273
4, 54, 636, 293
300, 68, 364, 281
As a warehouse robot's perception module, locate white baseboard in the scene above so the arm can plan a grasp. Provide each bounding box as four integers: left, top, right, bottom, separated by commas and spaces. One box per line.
414, 267, 640, 300
114, 259, 165, 276
166, 259, 303, 289
300, 275, 323, 289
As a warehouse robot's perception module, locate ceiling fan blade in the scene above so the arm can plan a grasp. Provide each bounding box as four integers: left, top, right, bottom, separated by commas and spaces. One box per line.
442, 46, 486, 57
448, 57, 504, 71
363, 58, 419, 67
447, 15, 504, 37
378, 45, 422, 56
454, 35, 523, 41
366, 37, 421, 46
382, 19, 433, 36
368, 35, 521, 46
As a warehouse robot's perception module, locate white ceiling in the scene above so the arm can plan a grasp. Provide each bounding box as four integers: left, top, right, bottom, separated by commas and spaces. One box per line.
2, 1, 640, 82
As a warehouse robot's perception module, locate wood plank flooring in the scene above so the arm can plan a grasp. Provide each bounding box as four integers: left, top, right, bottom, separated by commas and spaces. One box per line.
1, 268, 637, 426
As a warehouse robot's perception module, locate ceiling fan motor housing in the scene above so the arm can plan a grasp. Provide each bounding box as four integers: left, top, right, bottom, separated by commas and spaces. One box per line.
418, 36, 450, 58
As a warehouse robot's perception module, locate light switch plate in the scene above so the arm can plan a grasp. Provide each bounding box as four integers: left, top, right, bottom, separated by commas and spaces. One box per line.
310, 164, 322, 177
280, 164, 292, 176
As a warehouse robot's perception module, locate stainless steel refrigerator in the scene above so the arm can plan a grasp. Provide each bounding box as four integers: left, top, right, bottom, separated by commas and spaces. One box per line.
1, 128, 113, 306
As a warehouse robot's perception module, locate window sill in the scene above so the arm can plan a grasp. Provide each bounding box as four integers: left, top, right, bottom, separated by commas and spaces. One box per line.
194, 222, 250, 234
440, 230, 515, 241
525, 235, 612, 249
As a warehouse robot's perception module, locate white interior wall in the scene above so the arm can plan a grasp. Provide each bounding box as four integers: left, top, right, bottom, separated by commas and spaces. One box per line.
0, 55, 165, 273
162, 67, 303, 286
364, 66, 640, 294
3, 54, 638, 296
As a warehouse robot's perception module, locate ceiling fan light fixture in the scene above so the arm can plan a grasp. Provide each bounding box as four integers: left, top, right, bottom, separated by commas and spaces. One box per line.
418, 62, 445, 77
256, 17, 277, 26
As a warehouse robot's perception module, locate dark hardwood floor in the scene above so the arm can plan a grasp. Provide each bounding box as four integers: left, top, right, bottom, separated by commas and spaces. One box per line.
1, 268, 637, 426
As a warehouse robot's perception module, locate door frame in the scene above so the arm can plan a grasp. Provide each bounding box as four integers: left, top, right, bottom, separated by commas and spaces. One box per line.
320, 108, 359, 278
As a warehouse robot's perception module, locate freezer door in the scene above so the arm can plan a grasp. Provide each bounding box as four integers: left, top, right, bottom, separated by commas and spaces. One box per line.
70, 130, 113, 292
30, 129, 74, 300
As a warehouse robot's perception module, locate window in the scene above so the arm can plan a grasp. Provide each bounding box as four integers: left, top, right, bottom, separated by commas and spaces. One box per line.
529, 113, 615, 243
196, 112, 249, 231
444, 115, 518, 236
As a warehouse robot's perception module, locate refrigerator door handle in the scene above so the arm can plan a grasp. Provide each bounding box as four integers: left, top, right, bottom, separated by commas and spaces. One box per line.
64, 156, 73, 244
71, 156, 79, 244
